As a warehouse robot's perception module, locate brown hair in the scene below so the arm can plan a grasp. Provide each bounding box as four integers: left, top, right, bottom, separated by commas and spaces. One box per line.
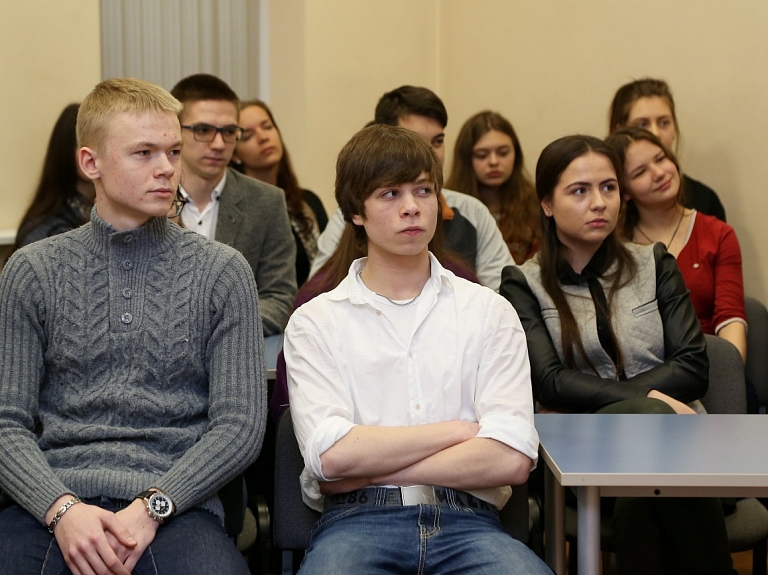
604, 126, 686, 240
170, 73, 239, 122
535, 135, 637, 373
301, 124, 456, 299
15, 104, 90, 249
374, 85, 448, 128
235, 100, 313, 234
608, 78, 680, 152
446, 110, 539, 263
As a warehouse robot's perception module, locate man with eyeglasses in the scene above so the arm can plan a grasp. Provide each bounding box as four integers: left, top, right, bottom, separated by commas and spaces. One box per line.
171, 73, 296, 335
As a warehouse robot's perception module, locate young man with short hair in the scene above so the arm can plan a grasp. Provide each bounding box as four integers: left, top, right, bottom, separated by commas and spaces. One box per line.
310, 85, 514, 291
0, 78, 264, 575
286, 124, 549, 574
171, 73, 296, 335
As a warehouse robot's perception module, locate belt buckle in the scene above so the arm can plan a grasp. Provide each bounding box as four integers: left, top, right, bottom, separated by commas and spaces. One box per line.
400, 485, 436, 506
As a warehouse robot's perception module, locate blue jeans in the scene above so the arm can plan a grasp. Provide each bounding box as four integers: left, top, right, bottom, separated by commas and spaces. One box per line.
298, 503, 552, 575
0, 497, 250, 575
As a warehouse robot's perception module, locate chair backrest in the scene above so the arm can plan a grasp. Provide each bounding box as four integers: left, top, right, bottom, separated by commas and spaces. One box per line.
273, 410, 320, 551
273, 410, 531, 550
701, 334, 747, 415
745, 296, 768, 406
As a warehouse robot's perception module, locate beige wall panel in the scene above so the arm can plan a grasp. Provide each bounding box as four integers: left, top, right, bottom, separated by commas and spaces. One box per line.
0, 0, 101, 242
270, 0, 440, 210
440, 0, 768, 301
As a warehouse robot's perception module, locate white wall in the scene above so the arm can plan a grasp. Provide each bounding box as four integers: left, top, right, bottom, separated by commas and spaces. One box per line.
270, 0, 768, 302
4, 0, 767, 302
0, 0, 101, 240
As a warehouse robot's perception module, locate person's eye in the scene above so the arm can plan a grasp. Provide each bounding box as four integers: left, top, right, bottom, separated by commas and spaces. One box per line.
136, 150, 151, 157
417, 186, 434, 196
382, 189, 398, 198
240, 130, 253, 141
263, 122, 274, 130
473, 152, 488, 160
572, 187, 586, 195
169, 148, 182, 158
660, 119, 671, 128
498, 149, 510, 158
602, 183, 618, 192
432, 137, 444, 148
223, 127, 240, 137
633, 120, 649, 129
630, 168, 646, 180
194, 125, 214, 137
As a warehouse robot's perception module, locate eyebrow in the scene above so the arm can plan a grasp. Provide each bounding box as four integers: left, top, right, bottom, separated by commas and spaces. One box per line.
130, 140, 183, 149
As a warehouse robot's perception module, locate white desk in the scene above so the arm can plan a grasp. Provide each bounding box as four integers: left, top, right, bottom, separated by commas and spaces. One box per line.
535, 414, 768, 575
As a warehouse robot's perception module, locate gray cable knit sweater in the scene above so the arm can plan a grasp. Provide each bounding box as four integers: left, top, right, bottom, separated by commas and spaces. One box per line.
0, 212, 266, 524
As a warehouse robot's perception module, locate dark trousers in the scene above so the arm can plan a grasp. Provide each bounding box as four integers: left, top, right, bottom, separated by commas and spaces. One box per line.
0, 497, 250, 575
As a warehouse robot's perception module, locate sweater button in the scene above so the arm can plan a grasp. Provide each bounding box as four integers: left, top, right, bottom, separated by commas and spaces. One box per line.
122, 260, 133, 270
693, 263, 700, 269
120, 312, 133, 324
123, 234, 135, 244
122, 288, 133, 299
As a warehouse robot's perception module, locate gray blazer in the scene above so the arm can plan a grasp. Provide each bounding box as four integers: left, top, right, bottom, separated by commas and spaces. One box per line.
216, 168, 297, 335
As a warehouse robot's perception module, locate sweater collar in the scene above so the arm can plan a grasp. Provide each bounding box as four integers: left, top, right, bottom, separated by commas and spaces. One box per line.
85, 208, 172, 255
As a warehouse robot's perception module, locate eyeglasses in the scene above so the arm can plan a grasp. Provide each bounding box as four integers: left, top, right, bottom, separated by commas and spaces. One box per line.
168, 190, 187, 219
181, 123, 243, 143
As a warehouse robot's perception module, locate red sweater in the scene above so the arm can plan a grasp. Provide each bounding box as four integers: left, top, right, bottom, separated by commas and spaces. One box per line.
676, 212, 746, 334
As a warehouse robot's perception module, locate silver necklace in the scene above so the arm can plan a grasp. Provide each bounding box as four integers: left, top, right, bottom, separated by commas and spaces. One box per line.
636, 209, 685, 248
375, 292, 420, 306
357, 271, 420, 306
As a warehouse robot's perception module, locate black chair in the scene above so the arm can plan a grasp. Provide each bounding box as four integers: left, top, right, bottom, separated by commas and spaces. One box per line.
745, 296, 768, 412
273, 410, 533, 574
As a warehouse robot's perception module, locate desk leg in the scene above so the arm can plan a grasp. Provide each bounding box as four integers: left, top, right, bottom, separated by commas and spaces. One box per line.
544, 464, 565, 574
576, 486, 600, 575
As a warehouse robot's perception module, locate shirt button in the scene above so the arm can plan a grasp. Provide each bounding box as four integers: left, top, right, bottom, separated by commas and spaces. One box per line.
123, 235, 134, 244
415, 404, 421, 410
121, 312, 133, 324
122, 288, 133, 299
693, 263, 700, 269
122, 260, 133, 271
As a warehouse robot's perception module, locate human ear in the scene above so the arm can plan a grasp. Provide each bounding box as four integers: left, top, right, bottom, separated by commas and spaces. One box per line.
78, 147, 100, 181
541, 197, 553, 218
352, 214, 364, 226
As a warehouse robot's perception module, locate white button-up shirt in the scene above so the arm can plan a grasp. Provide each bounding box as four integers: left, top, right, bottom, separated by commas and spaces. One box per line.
179, 171, 227, 239
285, 254, 539, 511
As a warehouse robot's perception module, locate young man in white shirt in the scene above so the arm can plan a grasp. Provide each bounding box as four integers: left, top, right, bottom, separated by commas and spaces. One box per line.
285, 124, 549, 574
309, 85, 514, 291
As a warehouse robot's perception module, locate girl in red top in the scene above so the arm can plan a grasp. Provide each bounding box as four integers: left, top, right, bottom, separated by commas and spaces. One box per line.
606, 127, 747, 361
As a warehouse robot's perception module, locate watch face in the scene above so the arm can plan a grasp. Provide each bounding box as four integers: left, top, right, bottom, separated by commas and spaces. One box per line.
149, 493, 172, 518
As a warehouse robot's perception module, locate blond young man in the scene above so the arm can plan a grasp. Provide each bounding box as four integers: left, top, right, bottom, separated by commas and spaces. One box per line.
0, 78, 265, 575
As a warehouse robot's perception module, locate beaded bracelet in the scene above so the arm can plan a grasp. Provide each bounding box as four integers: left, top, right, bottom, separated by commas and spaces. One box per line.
47, 496, 81, 534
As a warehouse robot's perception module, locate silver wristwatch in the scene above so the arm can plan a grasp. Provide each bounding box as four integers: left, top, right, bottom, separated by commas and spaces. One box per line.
135, 489, 174, 524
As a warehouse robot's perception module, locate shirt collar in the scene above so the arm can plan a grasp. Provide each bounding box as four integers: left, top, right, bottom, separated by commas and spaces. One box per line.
179, 171, 227, 205
327, 252, 454, 304
557, 242, 609, 286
